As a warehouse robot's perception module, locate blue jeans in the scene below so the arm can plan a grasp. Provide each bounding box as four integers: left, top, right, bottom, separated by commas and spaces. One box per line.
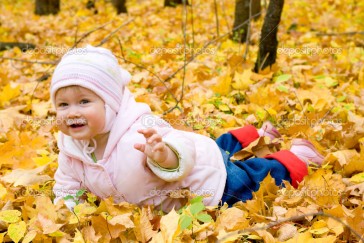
216, 133, 291, 205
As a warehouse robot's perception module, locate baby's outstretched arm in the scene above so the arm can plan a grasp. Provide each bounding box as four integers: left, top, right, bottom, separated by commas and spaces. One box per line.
134, 128, 179, 169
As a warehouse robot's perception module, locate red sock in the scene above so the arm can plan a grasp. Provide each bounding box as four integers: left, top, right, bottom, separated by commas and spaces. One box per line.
229, 125, 259, 148
265, 150, 308, 188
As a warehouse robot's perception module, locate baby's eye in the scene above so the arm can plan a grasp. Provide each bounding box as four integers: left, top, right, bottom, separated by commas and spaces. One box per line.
58, 102, 68, 107
80, 99, 90, 104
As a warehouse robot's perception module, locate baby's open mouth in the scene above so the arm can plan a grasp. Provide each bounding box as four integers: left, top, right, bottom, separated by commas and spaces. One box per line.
70, 124, 85, 128
66, 119, 87, 128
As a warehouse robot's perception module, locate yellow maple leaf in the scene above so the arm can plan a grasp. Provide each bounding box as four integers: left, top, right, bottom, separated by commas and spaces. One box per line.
0, 232, 6, 243
302, 169, 345, 207
326, 149, 364, 176
8, 221, 26, 243
73, 228, 85, 243
232, 69, 253, 90
350, 172, 364, 183
309, 220, 329, 235
74, 202, 97, 219
212, 68, 232, 96
0, 183, 7, 200
157, 209, 180, 243
358, 65, 364, 87
0, 83, 21, 107
33, 153, 52, 167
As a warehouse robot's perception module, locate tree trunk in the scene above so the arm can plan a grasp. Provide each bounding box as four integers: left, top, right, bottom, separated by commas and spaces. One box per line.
86, 0, 98, 14
35, 0, 60, 15
164, 0, 189, 7
111, 0, 127, 14
232, 0, 261, 43
86, 0, 95, 9
254, 0, 284, 72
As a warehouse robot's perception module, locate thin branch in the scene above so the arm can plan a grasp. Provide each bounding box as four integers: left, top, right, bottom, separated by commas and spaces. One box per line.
243, 0, 253, 60
114, 40, 179, 103
0, 57, 57, 65
293, 90, 304, 113
72, 20, 115, 48
165, 0, 189, 114
190, 0, 195, 56
163, 10, 263, 84
105, 215, 113, 240
258, 52, 269, 71
213, 0, 220, 37
312, 106, 335, 128
316, 31, 364, 36
74, 23, 79, 46
0, 42, 35, 51
96, 18, 135, 47
217, 212, 364, 242
220, 0, 232, 33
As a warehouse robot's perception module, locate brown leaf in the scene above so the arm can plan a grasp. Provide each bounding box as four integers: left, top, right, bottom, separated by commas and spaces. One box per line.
81, 226, 102, 243
108, 213, 134, 228
0, 105, 27, 133
1, 164, 52, 187
231, 136, 280, 161
37, 213, 63, 234
277, 224, 297, 241
134, 207, 157, 243
156, 209, 180, 243
215, 207, 249, 232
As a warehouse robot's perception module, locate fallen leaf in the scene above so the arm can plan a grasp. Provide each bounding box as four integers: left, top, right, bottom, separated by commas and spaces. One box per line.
277, 224, 297, 241
0, 210, 21, 223
231, 136, 280, 161
0, 105, 27, 133
157, 209, 180, 243
22, 230, 37, 243
81, 226, 102, 243
232, 69, 253, 90
215, 207, 249, 232
73, 228, 85, 243
1, 165, 52, 187
37, 213, 63, 234
8, 221, 26, 243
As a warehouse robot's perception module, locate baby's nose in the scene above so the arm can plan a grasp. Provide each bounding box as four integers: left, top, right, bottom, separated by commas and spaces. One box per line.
67, 106, 81, 118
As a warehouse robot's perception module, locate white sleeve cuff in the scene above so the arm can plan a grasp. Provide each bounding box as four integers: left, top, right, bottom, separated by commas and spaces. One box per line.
54, 196, 77, 212
147, 136, 195, 182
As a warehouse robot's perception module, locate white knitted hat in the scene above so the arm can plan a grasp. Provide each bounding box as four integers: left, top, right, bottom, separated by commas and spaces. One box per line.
51, 45, 131, 133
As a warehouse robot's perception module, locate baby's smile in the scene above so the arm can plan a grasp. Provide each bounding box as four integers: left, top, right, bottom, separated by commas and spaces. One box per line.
66, 118, 87, 128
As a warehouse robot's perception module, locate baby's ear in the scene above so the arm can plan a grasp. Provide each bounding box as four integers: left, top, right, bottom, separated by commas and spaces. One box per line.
120, 68, 131, 85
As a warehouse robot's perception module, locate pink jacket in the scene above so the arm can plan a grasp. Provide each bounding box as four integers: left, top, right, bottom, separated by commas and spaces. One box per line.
53, 89, 226, 211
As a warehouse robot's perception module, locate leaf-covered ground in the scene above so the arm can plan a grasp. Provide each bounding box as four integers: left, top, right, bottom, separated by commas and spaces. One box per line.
0, 0, 364, 242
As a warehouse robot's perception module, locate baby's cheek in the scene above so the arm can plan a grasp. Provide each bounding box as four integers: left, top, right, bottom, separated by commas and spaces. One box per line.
55, 115, 67, 129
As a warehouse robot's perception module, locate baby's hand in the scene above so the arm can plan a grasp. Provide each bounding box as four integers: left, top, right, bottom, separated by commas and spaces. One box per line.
134, 128, 178, 169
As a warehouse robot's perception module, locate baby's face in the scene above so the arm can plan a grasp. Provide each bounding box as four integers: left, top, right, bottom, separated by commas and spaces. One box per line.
55, 86, 105, 140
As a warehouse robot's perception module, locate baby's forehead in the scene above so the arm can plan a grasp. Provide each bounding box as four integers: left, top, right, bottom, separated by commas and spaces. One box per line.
55, 85, 96, 97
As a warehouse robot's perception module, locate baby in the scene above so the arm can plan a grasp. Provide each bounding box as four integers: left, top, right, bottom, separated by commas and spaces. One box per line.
51, 45, 324, 211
